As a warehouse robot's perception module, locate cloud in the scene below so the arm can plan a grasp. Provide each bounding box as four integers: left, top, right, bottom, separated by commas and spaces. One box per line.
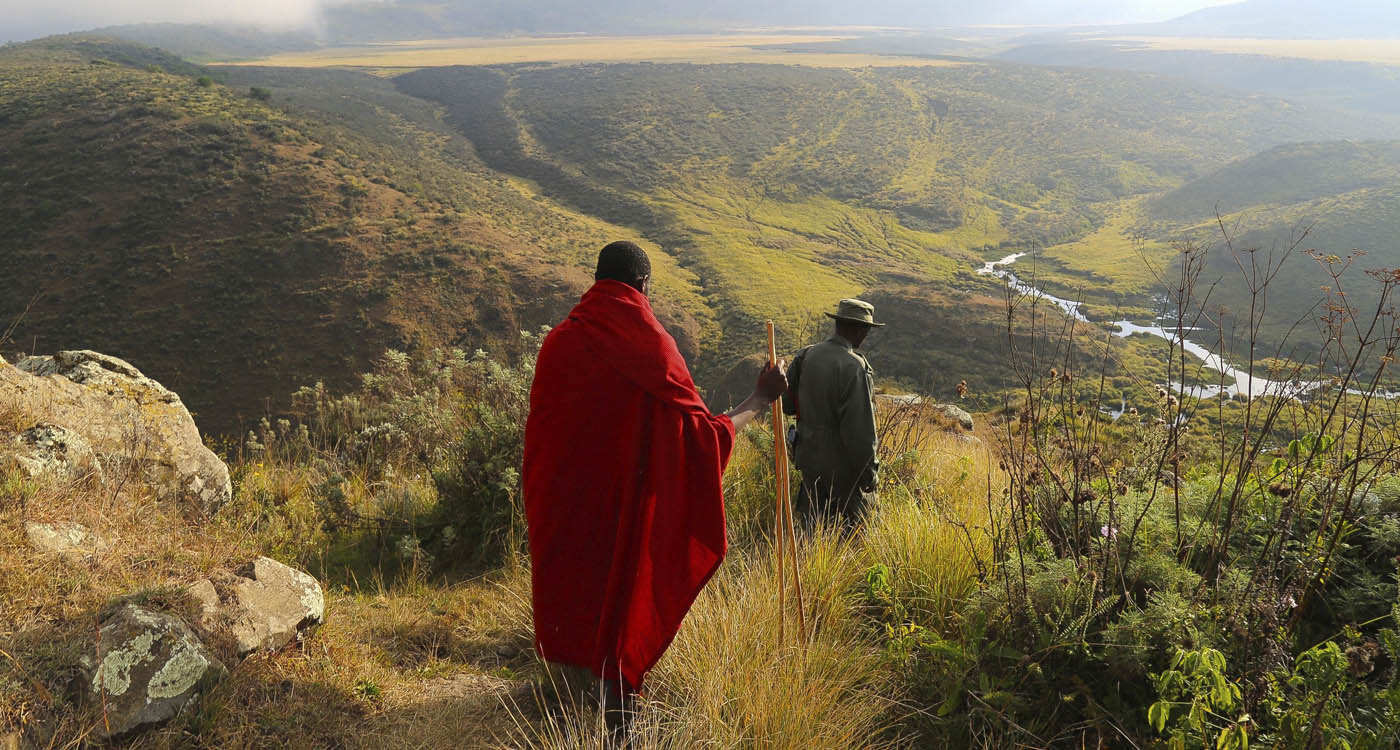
0, 0, 377, 41
0, 0, 1234, 45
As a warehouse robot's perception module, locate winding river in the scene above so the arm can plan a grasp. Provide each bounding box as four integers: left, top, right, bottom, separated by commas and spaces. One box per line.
976, 253, 1310, 401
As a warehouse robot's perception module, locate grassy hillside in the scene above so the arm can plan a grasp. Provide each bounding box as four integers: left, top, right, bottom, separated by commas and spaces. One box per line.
395, 61, 1386, 398
0, 40, 706, 434
1151, 141, 1400, 222
5, 38, 1396, 429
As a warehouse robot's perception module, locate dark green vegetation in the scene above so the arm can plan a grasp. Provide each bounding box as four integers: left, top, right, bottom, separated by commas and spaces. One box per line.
1138, 142, 1400, 369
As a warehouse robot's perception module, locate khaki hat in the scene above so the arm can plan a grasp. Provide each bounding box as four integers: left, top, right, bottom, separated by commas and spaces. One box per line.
825, 298, 884, 327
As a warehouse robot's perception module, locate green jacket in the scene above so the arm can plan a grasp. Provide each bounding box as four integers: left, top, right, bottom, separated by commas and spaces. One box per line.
784, 335, 879, 492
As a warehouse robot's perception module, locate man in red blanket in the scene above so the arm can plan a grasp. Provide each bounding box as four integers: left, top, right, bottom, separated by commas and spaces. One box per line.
523, 240, 785, 729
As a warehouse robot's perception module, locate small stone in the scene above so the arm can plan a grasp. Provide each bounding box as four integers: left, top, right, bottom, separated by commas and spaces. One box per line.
189, 558, 325, 657
936, 403, 975, 431
25, 521, 112, 560
89, 603, 226, 738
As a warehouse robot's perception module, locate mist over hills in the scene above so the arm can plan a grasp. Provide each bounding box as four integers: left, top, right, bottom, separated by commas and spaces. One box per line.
7, 2, 1255, 47
1152, 0, 1400, 38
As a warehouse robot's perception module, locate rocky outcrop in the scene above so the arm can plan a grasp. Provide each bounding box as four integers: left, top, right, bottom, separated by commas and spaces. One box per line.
6, 425, 103, 484
25, 521, 112, 560
188, 557, 326, 656
87, 604, 227, 739
0, 351, 230, 515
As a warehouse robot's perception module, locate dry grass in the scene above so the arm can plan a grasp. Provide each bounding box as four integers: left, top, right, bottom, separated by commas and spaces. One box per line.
0, 422, 259, 745
3, 390, 999, 748
506, 413, 1001, 749
503, 534, 895, 750
0, 392, 542, 748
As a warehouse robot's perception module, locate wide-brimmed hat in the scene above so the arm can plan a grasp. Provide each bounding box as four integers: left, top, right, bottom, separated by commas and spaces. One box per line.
825, 298, 884, 327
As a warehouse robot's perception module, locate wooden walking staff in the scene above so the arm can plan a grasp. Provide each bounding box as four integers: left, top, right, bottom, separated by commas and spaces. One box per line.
766, 321, 808, 644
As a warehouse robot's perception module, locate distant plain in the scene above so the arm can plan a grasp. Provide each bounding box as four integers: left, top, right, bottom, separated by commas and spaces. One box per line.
227, 33, 968, 70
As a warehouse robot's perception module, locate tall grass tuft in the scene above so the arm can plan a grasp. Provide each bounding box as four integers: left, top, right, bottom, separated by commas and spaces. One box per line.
863, 428, 1002, 632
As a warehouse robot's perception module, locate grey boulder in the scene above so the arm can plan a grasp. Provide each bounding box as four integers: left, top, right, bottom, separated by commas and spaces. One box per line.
188, 557, 325, 656
2, 351, 230, 515
88, 603, 226, 738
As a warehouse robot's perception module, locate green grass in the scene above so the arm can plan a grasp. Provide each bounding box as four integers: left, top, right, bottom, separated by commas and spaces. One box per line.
1035, 196, 1176, 298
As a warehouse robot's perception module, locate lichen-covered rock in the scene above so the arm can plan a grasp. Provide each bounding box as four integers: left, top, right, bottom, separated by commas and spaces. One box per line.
17, 351, 177, 401
1, 350, 230, 515
189, 557, 325, 656
6, 424, 103, 484
25, 521, 112, 560
89, 603, 226, 738
935, 404, 976, 431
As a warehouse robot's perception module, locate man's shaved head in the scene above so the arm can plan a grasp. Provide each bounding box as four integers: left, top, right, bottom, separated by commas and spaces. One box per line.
595, 241, 652, 292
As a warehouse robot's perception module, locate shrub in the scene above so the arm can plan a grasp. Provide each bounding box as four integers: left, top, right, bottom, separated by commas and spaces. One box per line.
243, 331, 547, 576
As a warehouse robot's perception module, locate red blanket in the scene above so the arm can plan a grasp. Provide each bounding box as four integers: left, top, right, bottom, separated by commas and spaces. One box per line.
523, 279, 735, 690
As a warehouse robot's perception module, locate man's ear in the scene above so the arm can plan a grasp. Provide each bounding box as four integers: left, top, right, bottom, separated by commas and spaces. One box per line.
638, 274, 652, 296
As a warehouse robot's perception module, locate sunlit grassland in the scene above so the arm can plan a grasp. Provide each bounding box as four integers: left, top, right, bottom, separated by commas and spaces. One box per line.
637, 176, 994, 360
485, 169, 717, 336
1037, 196, 1175, 296
223, 34, 970, 71
649, 191, 863, 346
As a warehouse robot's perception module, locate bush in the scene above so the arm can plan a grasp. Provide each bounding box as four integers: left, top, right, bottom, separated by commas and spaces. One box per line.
249, 86, 272, 101
242, 331, 547, 577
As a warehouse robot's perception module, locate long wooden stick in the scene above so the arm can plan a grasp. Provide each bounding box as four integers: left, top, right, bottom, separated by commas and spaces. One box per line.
767, 321, 808, 643
767, 321, 786, 644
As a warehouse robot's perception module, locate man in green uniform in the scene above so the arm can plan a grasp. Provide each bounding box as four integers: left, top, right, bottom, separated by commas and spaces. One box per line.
784, 298, 883, 524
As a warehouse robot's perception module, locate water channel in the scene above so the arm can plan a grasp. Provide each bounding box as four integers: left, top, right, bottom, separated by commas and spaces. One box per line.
977, 252, 1313, 401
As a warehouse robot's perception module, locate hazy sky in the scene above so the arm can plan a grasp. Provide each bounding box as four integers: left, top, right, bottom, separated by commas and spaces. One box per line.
0, 0, 1238, 44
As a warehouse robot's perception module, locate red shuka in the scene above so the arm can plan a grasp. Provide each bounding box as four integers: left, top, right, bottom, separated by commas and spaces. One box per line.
522, 279, 735, 690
